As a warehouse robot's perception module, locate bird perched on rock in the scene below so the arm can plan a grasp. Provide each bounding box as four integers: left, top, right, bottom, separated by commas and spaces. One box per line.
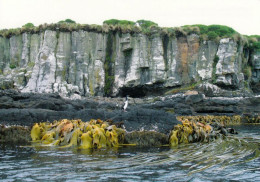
121, 95, 128, 112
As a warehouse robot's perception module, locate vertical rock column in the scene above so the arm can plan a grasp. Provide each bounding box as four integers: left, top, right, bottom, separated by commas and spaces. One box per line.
216, 38, 244, 88
53, 32, 72, 96
196, 40, 218, 81
251, 51, 260, 92
187, 34, 200, 82
9, 35, 22, 68
0, 37, 10, 73
114, 33, 134, 91
69, 31, 106, 97
22, 33, 42, 92
86, 32, 106, 96
164, 37, 180, 87
104, 32, 117, 96
149, 34, 165, 84
24, 30, 57, 93
177, 36, 189, 84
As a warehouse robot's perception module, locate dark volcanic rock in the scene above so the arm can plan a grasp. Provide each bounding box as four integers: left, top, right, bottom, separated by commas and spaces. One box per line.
124, 131, 168, 147
0, 90, 180, 133
185, 94, 205, 104
0, 90, 259, 134
0, 125, 30, 143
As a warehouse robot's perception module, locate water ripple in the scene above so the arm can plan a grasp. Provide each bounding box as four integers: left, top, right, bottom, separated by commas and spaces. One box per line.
0, 125, 260, 181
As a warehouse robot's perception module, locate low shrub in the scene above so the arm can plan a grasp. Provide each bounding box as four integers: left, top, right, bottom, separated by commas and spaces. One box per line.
182, 24, 237, 41
103, 19, 135, 26
22, 23, 34, 28
207, 31, 218, 40
136, 20, 158, 29
58, 19, 76, 24
9, 64, 16, 69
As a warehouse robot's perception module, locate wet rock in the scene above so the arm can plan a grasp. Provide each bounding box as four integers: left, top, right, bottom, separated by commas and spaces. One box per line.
185, 93, 205, 104
227, 128, 238, 134
124, 131, 168, 147
220, 127, 228, 136
0, 90, 260, 133
0, 90, 181, 133
0, 125, 30, 143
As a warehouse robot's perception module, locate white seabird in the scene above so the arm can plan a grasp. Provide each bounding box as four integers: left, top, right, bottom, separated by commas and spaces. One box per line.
122, 95, 128, 112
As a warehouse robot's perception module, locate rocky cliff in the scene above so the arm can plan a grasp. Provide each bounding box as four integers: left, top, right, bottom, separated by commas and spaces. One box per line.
0, 26, 260, 98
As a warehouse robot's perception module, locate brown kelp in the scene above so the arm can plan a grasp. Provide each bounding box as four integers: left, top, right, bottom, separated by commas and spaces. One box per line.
177, 115, 242, 126
169, 115, 239, 147
31, 119, 125, 149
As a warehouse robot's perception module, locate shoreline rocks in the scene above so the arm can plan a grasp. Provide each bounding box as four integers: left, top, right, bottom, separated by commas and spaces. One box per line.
0, 89, 259, 129
0, 89, 259, 146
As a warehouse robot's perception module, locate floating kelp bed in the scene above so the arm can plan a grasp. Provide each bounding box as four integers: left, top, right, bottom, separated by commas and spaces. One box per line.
31, 119, 126, 149
30, 115, 242, 149
169, 116, 240, 147
1, 115, 259, 148
177, 115, 260, 125
1, 116, 260, 181
2, 125, 259, 181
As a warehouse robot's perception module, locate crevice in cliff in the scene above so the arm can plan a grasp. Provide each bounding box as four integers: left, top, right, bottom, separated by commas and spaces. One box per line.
123, 49, 132, 79
212, 54, 219, 84
119, 83, 175, 98
21, 34, 31, 87
66, 32, 72, 84
40, 32, 45, 48
195, 110, 235, 114
104, 32, 116, 96
140, 67, 150, 85
54, 31, 60, 83
35, 32, 46, 91
162, 35, 169, 72
35, 51, 42, 91
83, 74, 87, 96
0, 38, 10, 72
169, 38, 174, 76
177, 36, 189, 84
6, 38, 11, 69
27, 34, 31, 65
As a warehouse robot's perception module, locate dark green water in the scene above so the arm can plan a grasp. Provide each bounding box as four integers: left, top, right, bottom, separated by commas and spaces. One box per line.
1, 125, 260, 182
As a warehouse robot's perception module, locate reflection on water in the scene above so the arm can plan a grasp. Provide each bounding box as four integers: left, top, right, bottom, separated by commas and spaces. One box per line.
1, 125, 260, 182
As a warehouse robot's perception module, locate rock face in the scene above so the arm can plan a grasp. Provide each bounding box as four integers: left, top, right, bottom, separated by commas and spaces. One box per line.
0, 29, 259, 97
0, 90, 180, 133
251, 51, 260, 92
0, 90, 259, 133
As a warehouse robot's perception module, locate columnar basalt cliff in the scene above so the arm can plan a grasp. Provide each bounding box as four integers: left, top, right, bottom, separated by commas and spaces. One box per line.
0, 25, 259, 98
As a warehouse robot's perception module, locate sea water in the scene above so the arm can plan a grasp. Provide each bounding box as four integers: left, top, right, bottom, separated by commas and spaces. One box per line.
1, 125, 260, 182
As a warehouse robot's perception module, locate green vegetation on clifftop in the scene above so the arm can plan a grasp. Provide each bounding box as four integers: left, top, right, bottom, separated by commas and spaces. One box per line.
0, 19, 259, 46
182, 24, 236, 38
247, 35, 260, 51
58, 19, 76, 24
103, 19, 135, 26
